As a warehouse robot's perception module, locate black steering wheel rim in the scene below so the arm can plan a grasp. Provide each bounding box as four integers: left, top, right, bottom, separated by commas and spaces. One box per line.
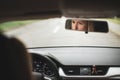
31, 53, 60, 80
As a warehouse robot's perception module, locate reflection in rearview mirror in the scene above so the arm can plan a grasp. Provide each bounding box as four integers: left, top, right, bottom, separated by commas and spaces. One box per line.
65, 19, 109, 33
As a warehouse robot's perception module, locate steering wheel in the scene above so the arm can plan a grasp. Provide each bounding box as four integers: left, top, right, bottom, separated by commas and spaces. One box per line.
31, 53, 60, 80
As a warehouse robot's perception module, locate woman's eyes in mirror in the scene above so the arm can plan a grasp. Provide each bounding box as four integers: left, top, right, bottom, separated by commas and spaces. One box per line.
78, 22, 83, 25
72, 20, 75, 24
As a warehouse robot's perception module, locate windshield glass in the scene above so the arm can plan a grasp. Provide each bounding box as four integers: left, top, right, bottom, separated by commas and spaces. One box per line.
1, 17, 120, 48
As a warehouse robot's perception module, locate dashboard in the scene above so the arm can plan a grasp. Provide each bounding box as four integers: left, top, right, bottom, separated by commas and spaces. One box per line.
29, 47, 120, 80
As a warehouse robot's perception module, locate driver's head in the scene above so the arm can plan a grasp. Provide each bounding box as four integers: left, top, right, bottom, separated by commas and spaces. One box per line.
0, 34, 33, 80
71, 19, 88, 31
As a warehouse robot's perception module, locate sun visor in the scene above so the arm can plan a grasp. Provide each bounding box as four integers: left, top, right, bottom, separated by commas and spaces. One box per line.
60, 0, 120, 18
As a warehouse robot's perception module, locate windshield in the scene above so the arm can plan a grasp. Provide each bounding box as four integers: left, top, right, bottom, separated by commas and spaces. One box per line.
1, 17, 120, 48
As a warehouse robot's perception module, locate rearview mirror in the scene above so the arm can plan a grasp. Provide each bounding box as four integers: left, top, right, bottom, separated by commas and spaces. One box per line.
65, 19, 109, 33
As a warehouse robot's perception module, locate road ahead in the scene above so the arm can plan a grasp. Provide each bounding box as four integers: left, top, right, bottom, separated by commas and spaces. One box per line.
4, 18, 120, 48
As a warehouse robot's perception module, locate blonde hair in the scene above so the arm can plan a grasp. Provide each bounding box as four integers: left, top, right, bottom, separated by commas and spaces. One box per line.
88, 21, 94, 32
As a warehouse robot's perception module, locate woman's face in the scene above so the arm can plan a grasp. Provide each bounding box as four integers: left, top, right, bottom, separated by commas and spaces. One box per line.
71, 19, 87, 31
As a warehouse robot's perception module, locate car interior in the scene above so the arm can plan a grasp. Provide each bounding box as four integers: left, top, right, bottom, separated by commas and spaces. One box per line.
1, 0, 120, 80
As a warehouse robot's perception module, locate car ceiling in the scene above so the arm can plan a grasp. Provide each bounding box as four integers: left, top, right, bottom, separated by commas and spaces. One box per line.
0, 0, 120, 21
